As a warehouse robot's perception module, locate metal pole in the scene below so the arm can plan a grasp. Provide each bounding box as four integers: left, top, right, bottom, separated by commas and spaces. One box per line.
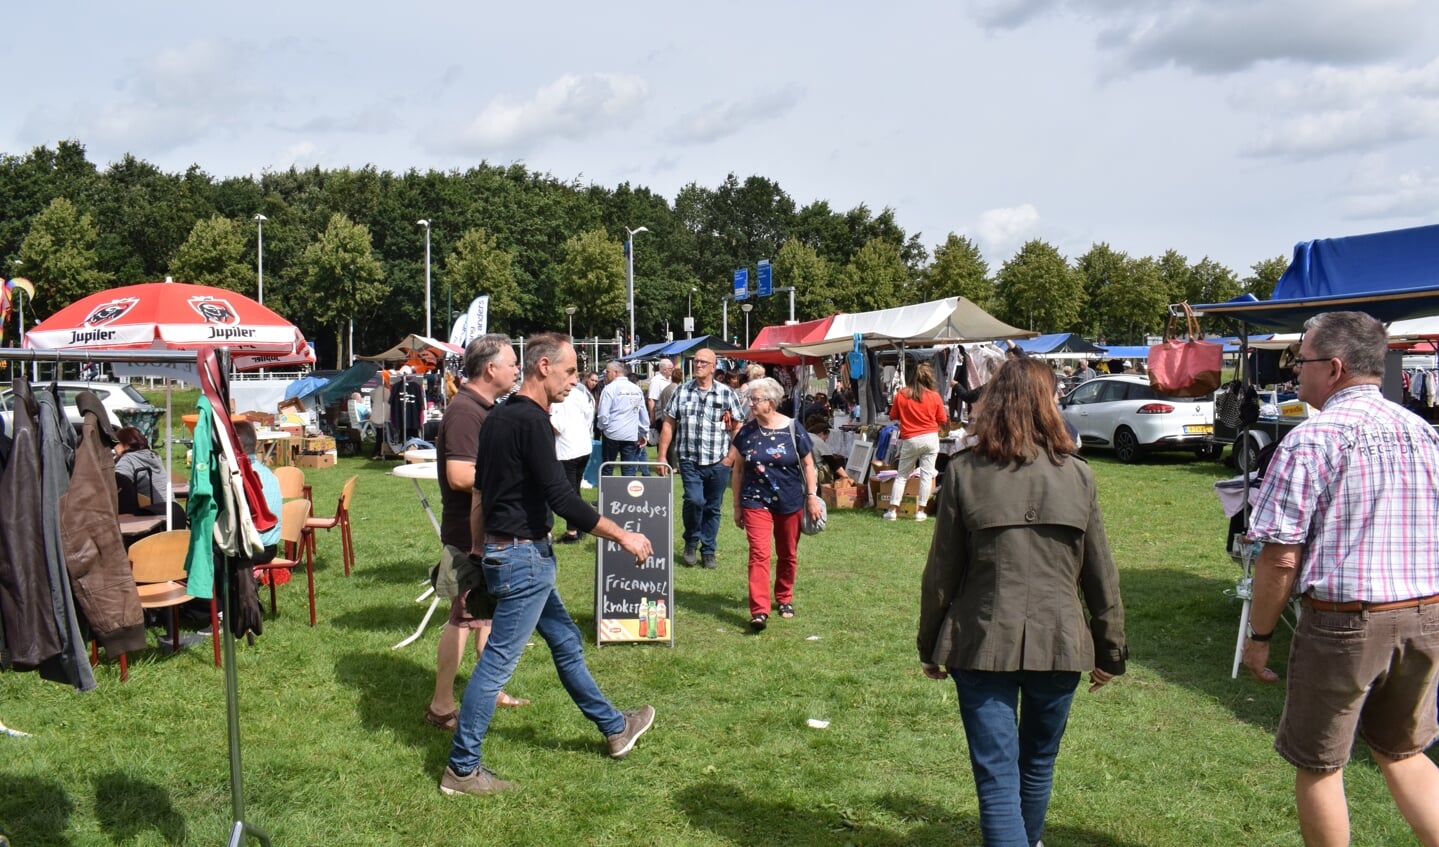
418, 220, 432, 339
789, 287, 795, 322
625, 233, 634, 350
722, 297, 729, 342
254, 214, 266, 305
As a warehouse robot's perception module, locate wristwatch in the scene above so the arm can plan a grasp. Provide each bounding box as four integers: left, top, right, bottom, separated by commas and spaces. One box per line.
1248, 627, 1274, 642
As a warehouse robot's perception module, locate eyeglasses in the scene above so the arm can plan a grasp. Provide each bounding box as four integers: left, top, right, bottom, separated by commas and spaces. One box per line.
1290, 356, 1334, 369
694, 360, 716, 367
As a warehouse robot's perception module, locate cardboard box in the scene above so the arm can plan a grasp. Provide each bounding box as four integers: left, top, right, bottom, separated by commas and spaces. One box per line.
868, 476, 920, 507
302, 435, 336, 453
821, 483, 860, 509
295, 451, 337, 469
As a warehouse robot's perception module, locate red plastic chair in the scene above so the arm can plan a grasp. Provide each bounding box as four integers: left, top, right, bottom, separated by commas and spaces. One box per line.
306, 475, 357, 576
253, 499, 317, 625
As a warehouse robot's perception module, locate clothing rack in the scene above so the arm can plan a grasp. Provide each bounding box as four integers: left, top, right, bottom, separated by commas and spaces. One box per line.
0, 346, 270, 847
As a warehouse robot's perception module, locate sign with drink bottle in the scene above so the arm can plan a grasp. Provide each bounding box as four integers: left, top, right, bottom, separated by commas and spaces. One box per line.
595, 464, 675, 645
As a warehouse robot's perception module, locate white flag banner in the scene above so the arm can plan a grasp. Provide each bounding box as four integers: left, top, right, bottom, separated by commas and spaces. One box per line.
449, 295, 489, 348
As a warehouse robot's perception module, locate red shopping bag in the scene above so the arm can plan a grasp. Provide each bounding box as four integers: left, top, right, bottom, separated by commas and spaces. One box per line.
1149, 303, 1222, 398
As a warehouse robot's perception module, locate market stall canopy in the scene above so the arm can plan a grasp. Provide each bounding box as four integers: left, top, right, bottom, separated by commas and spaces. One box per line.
356, 334, 463, 364
657, 335, 741, 357
1014, 332, 1107, 358
617, 341, 673, 362
779, 297, 1034, 358
24, 281, 315, 371
1190, 224, 1439, 331
730, 316, 836, 364
1388, 315, 1439, 340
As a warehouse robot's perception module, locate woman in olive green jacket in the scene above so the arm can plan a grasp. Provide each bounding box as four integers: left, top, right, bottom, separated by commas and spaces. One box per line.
918, 357, 1127, 847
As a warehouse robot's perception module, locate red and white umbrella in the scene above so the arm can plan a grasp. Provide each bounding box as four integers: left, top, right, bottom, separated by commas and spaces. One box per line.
24, 281, 314, 369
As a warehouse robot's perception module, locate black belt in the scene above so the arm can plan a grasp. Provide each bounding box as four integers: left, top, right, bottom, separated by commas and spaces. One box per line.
483, 533, 550, 549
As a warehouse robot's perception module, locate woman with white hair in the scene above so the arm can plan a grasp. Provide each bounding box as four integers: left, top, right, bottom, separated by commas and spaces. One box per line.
726, 377, 824, 631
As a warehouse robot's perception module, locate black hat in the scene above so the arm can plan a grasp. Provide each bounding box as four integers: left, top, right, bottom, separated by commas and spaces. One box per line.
75, 390, 119, 446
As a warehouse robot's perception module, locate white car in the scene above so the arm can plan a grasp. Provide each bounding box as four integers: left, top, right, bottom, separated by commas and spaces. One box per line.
1060, 374, 1217, 463
0, 380, 156, 435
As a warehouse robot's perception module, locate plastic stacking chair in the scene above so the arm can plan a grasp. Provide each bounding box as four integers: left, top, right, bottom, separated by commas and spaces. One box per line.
106, 530, 220, 681
306, 475, 357, 576
253, 499, 317, 625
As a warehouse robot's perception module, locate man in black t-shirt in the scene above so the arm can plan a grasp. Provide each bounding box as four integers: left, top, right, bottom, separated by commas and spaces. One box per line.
442, 334, 655, 797
425, 335, 527, 733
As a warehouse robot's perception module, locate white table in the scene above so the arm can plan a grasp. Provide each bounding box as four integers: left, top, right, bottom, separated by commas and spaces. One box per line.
389, 461, 443, 649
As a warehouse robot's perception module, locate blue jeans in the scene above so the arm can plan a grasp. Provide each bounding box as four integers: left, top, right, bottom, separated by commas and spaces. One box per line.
447, 542, 624, 775
953, 670, 1080, 847
601, 436, 646, 476
678, 459, 730, 554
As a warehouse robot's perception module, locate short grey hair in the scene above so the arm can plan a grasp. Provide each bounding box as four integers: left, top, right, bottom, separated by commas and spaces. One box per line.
605, 360, 626, 376
656, 358, 674, 373
524, 333, 572, 377
1303, 311, 1386, 379
463, 334, 513, 380
745, 363, 766, 381
747, 377, 785, 406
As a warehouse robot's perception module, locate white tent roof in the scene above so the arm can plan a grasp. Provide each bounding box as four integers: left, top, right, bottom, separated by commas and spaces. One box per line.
1388, 315, 1439, 340
779, 296, 1034, 357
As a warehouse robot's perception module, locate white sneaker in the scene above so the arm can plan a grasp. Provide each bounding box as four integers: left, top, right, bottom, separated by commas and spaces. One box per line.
914, 511, 928, 522
580, 480, 595, 489
882, 509, 897, 521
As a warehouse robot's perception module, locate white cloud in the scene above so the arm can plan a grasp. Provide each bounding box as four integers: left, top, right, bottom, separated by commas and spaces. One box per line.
665, 85, 805, 145
439, 73, 649, 155
977, 204, 1041, 258
1241, 58, 1439, 158
1341, 155, 1439, 219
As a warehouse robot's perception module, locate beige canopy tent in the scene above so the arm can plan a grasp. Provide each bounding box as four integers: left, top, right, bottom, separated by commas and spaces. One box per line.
778, 296, 1035, 358
356, 334, 464, 363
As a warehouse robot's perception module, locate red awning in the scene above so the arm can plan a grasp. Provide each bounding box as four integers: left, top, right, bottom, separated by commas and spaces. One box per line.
729, 315, 836, 364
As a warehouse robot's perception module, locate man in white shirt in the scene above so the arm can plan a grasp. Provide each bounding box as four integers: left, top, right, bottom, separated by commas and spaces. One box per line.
596, 361, 649, 475
646, 358, 674, 424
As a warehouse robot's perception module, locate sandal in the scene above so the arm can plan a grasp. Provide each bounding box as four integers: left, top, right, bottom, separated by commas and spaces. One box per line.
778, 603, 795, 619
424, 706, 458, 732
750, 613, 768, 631
495, 691, 531, 708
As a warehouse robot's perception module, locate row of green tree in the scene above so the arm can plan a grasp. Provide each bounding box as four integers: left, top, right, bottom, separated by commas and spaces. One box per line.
0, 141, 1287, 366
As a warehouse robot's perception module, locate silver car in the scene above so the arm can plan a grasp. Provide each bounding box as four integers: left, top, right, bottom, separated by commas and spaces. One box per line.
1060, 374, 1217, 463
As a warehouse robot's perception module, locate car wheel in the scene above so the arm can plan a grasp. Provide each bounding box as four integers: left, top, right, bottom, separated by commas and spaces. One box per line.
1195, 442, 1224, 461
1113, 426, 1144, 463
1235, 434, 1263, 474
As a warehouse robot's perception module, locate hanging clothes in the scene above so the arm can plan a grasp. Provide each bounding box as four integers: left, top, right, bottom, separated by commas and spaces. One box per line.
0, 379, 63, 671
185, 394, 222, 600
60, 396, 147, 658
32, 385, 96, 691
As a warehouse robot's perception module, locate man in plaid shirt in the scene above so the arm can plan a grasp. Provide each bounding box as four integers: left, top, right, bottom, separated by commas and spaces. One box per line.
657, 350, 743, 569
1243, 311, 1439, 845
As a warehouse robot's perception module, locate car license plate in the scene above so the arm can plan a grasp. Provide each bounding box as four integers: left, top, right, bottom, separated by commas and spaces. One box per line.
1185, 424, 1213, 434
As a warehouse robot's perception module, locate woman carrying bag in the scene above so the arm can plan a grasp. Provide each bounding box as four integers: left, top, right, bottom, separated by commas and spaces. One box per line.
917, 357, 1127, 847
727, 378, 824, 632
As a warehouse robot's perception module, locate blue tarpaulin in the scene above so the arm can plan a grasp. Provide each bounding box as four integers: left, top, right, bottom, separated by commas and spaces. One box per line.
1014, 333, 1107, 356
1192, 224, 1439, 331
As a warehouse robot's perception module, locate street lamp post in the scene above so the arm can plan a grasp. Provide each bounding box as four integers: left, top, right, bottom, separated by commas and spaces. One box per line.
254, 214, 267, 305
417, 220, 432, 339
686, 287, 697, 339
741, 302, 753, 348
624, 225, 648, 351
565, 305, 577, 340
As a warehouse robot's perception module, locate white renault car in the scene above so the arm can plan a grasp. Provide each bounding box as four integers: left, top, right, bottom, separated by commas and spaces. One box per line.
0, 380, 155, 434
1060, 374, 1217, 463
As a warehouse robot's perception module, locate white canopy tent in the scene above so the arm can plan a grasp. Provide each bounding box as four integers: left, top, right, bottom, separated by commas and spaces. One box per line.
778, 296, 1034, 358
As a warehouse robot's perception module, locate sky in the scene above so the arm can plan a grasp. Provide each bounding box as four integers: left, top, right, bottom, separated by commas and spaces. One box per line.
6, 0, 1439, 280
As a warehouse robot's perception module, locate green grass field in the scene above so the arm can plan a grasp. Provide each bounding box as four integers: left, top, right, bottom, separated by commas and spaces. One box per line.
1, 413, 1432, 845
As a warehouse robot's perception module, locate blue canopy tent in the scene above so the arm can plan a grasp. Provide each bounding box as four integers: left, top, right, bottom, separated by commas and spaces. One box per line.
1191, 223, 1439, 332
617, 340, 671, 362
1014, 332, 1107, 357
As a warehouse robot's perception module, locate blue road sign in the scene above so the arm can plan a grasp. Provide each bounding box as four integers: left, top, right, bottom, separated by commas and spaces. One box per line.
733, 268, 748, 300
757, 259, 772, 297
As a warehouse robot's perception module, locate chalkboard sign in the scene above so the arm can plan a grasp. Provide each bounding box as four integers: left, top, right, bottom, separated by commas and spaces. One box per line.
595, 464, 674, 645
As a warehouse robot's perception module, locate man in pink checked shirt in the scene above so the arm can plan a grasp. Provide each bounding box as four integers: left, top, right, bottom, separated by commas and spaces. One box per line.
1242, 311, 1439, 846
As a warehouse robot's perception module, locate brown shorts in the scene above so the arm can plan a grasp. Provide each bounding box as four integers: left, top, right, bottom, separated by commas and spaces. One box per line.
446, 592, 492, 629
1275, 603, 1439, 771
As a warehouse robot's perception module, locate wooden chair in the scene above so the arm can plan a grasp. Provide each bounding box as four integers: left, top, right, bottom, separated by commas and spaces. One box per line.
107, 530, 220, 681
253, 499, 317, 625
273, 465, 309, 501
306, 475, 357, 576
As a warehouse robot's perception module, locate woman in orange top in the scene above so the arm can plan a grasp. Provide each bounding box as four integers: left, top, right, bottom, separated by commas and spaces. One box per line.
885, 362, 949, 521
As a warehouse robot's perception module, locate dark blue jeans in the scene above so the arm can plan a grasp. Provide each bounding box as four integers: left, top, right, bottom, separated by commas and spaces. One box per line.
678, 459, 730, 555
601, 436, 646, 476
447, 542, 624, 775
953, 669, 1080, 847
